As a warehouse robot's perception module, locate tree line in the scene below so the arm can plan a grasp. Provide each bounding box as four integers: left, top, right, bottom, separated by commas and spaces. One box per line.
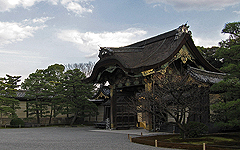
0, 62, 97, 126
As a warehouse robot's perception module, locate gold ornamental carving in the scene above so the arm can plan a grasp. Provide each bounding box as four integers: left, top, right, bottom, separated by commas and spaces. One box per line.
141, 69, 155, 76
176, 45, 193, 64
157, 68, 167, 74
96, 92, 109, 99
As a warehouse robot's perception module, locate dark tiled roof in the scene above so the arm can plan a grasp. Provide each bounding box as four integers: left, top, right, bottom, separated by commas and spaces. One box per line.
98, 27, 183, 70
87, 25, 221, 83
187, 66, 226, 84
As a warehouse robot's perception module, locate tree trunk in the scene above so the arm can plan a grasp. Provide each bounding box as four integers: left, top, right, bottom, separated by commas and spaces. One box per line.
36, 109, 40, 124
70, 112, 78, 126
36, 97, 40, 124
176, 122, 187, 139
1, 112, 2, 126
49, 106, 53, 125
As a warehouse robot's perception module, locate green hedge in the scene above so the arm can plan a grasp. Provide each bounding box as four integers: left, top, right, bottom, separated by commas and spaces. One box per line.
10, 118, 25, 127
182, 121, 208, 138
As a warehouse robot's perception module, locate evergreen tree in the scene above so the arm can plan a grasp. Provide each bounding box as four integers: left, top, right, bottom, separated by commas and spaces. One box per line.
21, 69, 49, 124
0, 75, 21, 125
43, 64, 65, 125
61, 69, 97, 126
197, 46, 223, 69
211, 22, 240, 129
22, 64, 98, 125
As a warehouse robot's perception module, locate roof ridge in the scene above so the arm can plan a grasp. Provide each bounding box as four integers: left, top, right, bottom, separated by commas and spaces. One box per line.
125, 28, 177, 48
125, 24, 190, 48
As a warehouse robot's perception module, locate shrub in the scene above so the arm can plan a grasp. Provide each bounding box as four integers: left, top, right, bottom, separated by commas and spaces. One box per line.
10, 118, 25, 127
182, 121, 208, 138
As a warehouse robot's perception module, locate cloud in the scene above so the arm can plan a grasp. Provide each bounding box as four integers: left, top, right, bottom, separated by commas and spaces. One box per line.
61, 0, 93, 15
0, 18, 47, 46
0, 0, 94, 15
233, 10, 240, 14
153, 4, 161, 8
145, 0, 240, 11
193, 33, 228, 48
48, 0, 59, 5
23, 17, 54, 25
57, 28, 147, 57
0, 49, 20, 55
0, 0, 42, 12
85, 52, 98, 58
32, 17, 54, 23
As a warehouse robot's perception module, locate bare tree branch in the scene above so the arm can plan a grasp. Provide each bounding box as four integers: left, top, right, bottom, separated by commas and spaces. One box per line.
126, 70, 209, 136
64, 62, 95, 77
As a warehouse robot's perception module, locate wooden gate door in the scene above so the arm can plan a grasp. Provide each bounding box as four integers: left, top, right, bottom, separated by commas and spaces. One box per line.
115, 92, 136, 129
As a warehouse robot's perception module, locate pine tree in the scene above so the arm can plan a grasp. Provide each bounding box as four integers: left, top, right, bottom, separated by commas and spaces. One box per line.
197, 46, 223, 69
61, 69, 97, 126
21, 69, 49, 124
0, 75, 21, 125
211, 22, 240, 128
43, 64, 65, 125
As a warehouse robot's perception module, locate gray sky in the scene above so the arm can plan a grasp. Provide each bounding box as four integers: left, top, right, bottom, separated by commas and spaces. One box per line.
0, 0, 239, 81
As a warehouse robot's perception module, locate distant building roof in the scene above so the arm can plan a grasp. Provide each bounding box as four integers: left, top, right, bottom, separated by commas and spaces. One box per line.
16, 90, 26, 98
92, 86, 110, 99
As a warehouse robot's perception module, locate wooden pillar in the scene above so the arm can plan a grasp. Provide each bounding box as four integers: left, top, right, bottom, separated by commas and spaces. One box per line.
110, 85, 116, 129
201, 86, 210, 123
144, 79, 153, 131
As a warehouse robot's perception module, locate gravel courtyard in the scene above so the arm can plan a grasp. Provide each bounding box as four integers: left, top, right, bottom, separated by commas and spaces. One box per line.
0, 126, 179, 150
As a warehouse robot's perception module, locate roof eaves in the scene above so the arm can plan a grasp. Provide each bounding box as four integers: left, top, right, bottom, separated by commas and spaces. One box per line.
184, 35, 222, 73
187, 66, 226, 84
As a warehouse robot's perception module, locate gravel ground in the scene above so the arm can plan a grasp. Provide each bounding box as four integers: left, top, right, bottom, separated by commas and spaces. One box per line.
0, 126, 181, 150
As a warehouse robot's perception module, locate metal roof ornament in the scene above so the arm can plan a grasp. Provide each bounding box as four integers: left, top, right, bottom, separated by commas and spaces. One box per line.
174, 24, 190, 40
98, 47, 114, 59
